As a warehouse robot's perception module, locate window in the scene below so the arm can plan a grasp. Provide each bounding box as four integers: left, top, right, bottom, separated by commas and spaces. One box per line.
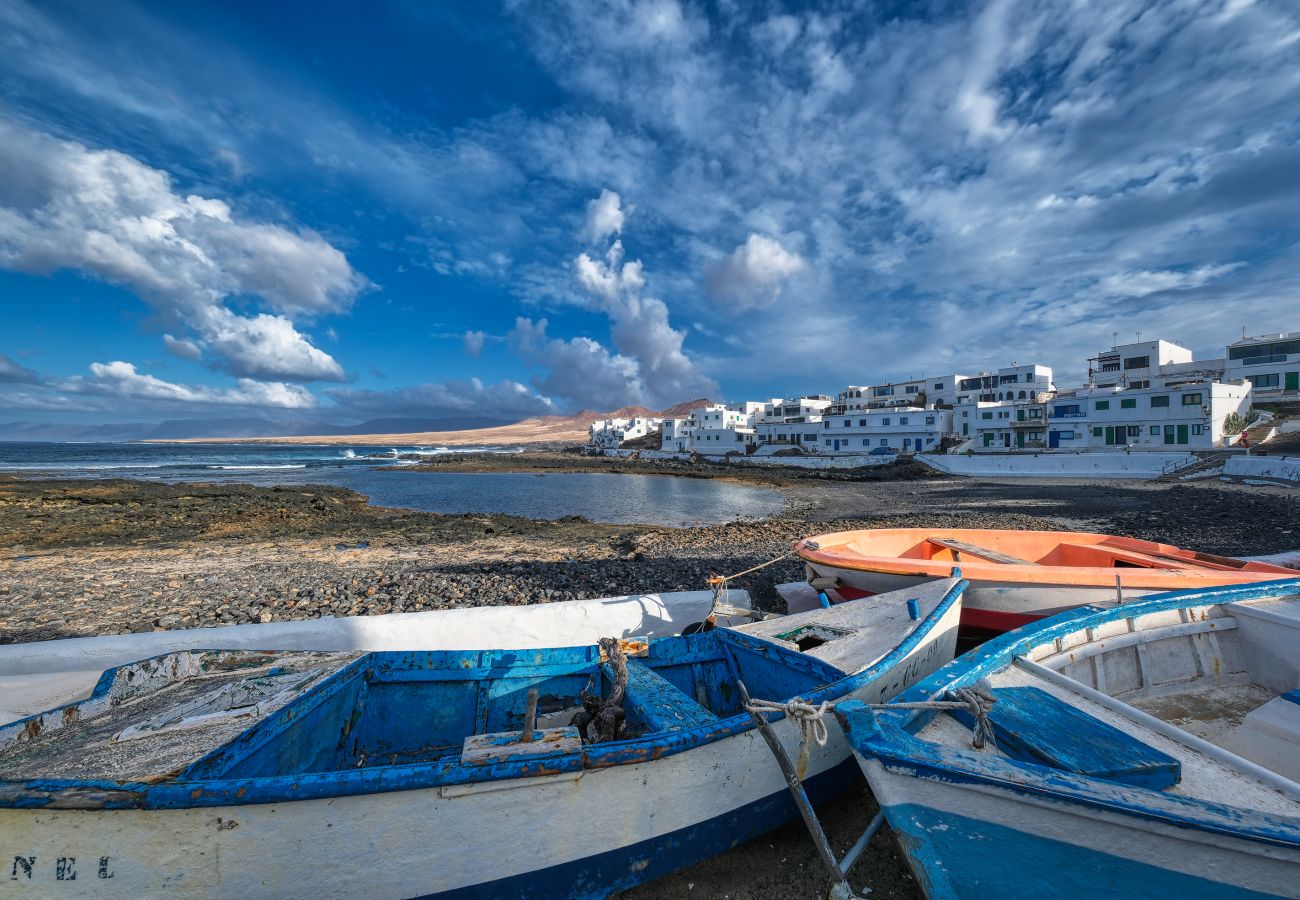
981, 412, 993, 420
1127, 425, 1141, 437
1120, 398, 1137, 409
1228, 338, 1300, 361
862, 439, 869, 446
1000, 374, 1019, 384
1192, 424, 1204, 435
1130, 379, 1149, 389
1182, 393, 1202, 405
925, 416, 935, 425
1123, 355, 1150, 370
900, 417, 909, 425
905, 385, 918, 393
1095, 400, 1110, 410
823, 420, 831, 429
804, 434, 817, 442
879, 439, 888, 447
933, 383, 943, 391
843, 419, 851, 427
1150, 426, 1161, 436
1250, 373, 1281, 388
1092, 427, 1103, 437
859, 419, 867, 427
1029, 409, 1042, 419
882, 417, 890, 425
1018, 390, 1027, 399
1052, 403, 1082, 417
1150, 395, 1169, 407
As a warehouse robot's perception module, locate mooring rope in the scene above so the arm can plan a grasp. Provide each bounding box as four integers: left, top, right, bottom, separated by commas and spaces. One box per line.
875, 686, 998, 751
706, 549, 798, 616
571, 636, 628, 743
744, 697, 831, 780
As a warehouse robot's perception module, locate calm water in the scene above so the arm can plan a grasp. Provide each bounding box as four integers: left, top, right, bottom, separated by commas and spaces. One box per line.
0, 442, 783, 526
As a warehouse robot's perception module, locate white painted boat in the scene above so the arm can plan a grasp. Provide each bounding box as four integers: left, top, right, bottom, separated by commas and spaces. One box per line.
796, 527, 1295, 632
836, 577, 1300, 898
0, 589, 751, 726
0, 579, 964, 898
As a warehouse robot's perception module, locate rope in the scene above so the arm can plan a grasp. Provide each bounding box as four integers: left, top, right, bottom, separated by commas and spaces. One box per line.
706, 549, 797, 617
744, 697, 831, 780
877, 686, 997, 751
571, 637, 627, 743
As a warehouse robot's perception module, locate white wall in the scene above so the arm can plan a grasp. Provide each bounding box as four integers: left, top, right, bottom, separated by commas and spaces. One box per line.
921, 451, 1196, 479
1223, 456, 1300, 484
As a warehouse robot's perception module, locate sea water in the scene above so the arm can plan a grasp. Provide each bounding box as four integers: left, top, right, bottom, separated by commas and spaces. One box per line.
0, 442, 783, 526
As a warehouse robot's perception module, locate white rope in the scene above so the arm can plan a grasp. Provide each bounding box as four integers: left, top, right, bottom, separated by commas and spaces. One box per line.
745, 697, 831, 779
877, 686, 997, 751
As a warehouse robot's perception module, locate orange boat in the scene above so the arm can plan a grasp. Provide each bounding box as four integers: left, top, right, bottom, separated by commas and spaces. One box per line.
795, 528, 1297, 632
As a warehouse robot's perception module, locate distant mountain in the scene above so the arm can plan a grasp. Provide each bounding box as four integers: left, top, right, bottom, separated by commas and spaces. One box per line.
0, 415, 513, 443
0, 399, 720, 444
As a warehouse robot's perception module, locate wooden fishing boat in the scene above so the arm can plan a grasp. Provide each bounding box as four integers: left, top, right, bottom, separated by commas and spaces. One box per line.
796, 528, 1296, 632
0, 588, 750, 727
835, 577, 1300, 898
0, 578, 964, 898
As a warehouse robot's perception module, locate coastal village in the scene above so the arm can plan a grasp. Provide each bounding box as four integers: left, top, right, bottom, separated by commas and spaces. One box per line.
590, 329, 1300, 461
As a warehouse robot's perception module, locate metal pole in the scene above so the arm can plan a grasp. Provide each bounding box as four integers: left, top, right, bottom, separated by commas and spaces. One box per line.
737, 680, 856, 898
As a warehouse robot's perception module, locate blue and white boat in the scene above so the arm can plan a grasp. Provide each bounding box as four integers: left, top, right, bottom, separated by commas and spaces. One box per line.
0, 578, 964, 898
836, 577, 1300, 899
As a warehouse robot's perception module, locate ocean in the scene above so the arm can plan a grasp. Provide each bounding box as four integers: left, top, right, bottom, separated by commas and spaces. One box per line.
0, 442, 783, 527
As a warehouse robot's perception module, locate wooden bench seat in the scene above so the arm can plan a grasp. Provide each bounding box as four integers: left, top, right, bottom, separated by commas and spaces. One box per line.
929, 537, 1035, 566
953, 686, 1181, 789
606, 659, 719, 733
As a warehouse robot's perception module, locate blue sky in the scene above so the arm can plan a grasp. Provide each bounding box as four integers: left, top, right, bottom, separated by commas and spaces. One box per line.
2, 0, 1299, 426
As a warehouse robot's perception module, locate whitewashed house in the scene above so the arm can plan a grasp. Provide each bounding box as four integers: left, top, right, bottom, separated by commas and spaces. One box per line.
1226, 332, 1300, 401
816, 407, 952, 454
751, 396, 833, 451
1047, 380, 1251, 450
588, 417, 662, 449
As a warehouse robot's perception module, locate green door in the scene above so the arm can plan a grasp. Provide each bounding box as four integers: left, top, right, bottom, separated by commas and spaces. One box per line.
1103, 426, 1115, 445
1287, 371, 1299, 391
1177, 424, 1189, 444
1164, 425, 1175, 445
1017, 432, 1025, 448
983, 433, 993, 447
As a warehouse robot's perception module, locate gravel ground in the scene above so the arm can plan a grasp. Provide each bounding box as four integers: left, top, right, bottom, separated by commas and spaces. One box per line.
1, 469, 1297, 899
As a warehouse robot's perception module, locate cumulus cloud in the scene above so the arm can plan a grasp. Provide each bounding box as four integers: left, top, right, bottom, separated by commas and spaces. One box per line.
63, 361, 316, 408
162, 334, 202, 361
508, 317, 645, 409
0, 121, 365, 382
463, 330, 486, 357
582, 188, 627, 242
704, 234, 808, 310
0, 354, 40, 384
325, 376, 555, 421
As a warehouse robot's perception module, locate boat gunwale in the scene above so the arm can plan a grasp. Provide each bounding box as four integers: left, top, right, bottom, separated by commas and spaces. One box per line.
796, 528, 1296, 588
0, 579, 967, 811
836, 576, 1300, 850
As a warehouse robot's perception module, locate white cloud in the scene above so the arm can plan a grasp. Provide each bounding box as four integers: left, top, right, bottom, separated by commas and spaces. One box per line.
64, 361, 316, 408
704, 234, 808, 310
463, 330, 487, 357
0, 354, 40, 384
326, 376, 555, 421
582, 188, 627, 242
508, 317, 646, 409
0, 120, 365, 382
1097, 264, 1244, 299
162, 334, 202, 360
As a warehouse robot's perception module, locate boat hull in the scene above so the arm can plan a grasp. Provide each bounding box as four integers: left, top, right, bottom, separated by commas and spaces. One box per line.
0, 593, 963, 898
857, 753, 1300, 899
807, 564, 1144, 631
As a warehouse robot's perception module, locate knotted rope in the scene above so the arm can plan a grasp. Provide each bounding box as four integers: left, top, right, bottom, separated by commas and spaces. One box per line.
879, 685, 998, 751
571, 637, 627, 743
744, 697, 831, 780
704, 549, 797, 624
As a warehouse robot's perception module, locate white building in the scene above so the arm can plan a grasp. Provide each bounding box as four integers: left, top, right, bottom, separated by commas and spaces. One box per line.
1226, 332, 1300, 401
1046, 380, 1251, 450
957, 398, 1049, 450
815, 407, 952, 454
750, 396, 832, 450
588, 416, 662, 449
690, 404, 754, 451
1088, 340, 1192, 389
955, 365, 1055, 405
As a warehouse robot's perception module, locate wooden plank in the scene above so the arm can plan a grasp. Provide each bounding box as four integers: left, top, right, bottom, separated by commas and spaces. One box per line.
460, 726, 582, 766
611, 659, 719, 732
953, 686, 1181, 790
929, 537, 1035, 565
